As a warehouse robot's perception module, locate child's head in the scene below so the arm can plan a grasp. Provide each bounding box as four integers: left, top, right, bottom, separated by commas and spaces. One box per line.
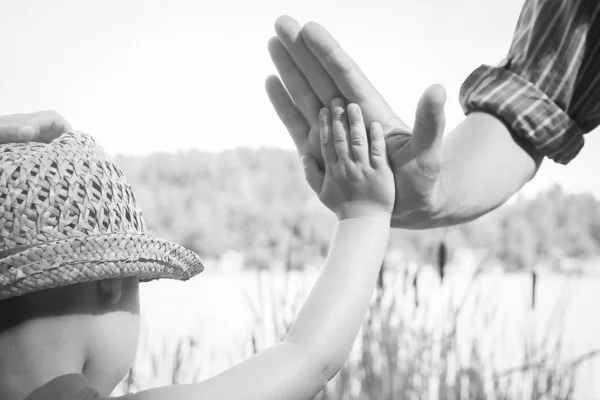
0, 133, 203, 398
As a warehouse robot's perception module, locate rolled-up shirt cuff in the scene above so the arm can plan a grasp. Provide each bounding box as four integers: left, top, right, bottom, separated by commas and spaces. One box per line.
459, 65, 585, 164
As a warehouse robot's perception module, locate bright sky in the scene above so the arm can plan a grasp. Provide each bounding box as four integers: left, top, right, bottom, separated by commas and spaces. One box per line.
0, 0, 598, 198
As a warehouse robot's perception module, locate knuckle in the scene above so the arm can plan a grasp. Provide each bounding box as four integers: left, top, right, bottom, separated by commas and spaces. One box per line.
350, 137, 364, 146
331, 107, 344, 120
333, 133, 347, 143
37, 109, 59, 119
338, 161, 353, 175
371, 145, 385, 156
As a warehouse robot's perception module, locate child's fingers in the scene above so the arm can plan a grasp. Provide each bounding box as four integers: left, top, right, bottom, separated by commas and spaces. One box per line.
369, 122, 387, 169
301, 155, 324, 193
347, 104, 369, 165
331, 98, 350, 162
319, 108, 337, 164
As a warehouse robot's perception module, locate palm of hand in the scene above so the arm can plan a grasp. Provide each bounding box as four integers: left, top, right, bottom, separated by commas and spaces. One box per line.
384, 131, 440, 222
303, 124, 325, 168
266, 17, 446, 225
350, 92, 445, 225
318, 165, 395, 219
299, 108, 438, 221
299, 106, 441, 226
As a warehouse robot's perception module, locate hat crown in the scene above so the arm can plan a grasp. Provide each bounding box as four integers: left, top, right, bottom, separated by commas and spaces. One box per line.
0, 132, 147, 252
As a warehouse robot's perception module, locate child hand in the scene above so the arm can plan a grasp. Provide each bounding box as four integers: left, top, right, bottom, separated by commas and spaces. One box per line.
301, 98, 395, 220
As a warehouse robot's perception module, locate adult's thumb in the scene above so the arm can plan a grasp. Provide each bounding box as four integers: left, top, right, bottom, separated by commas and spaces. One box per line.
411, 84, 446, 172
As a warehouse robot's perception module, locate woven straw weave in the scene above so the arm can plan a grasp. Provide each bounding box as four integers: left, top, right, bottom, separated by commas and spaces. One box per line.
0, 132, 203, 300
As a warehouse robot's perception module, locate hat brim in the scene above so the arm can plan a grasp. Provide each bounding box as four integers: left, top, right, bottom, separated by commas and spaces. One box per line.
0, 233, 204, 300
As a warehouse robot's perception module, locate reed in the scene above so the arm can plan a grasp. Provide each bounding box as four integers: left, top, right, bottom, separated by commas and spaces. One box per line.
115, 260, 598, 399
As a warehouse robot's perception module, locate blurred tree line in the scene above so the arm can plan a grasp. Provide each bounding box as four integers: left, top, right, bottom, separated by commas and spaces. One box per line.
115, 149, 600, 271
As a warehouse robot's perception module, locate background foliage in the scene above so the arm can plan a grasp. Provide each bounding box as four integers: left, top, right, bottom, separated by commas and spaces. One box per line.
116, 148, 600, 270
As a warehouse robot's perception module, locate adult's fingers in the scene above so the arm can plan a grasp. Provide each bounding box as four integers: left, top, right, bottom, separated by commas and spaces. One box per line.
0, 110, 72, 144
0, 125, 37, 143
300, 22, 377, 103
268, 36, 322, 123
265, 75, 310, 149
274, 16, 341, 106
301, 21, 408, 129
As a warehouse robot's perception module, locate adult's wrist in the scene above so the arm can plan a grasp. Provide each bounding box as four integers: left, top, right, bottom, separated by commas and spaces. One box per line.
390, 159, 463, 229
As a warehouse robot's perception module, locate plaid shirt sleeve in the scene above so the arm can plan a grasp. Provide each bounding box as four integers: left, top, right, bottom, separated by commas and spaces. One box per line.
459, 0, 600, 164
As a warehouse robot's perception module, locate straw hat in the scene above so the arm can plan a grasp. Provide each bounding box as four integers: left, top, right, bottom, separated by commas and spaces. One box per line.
0, 132, 203, 300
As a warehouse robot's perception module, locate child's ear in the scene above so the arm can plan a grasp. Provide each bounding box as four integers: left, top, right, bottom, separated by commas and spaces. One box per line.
97, 278, 123, 305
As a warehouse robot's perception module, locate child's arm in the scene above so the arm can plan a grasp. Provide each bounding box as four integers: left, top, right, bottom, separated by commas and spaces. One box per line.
133, 99, 394, 400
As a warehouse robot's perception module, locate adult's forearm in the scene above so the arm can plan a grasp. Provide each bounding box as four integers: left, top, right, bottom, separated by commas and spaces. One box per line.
392, 112, 543, 229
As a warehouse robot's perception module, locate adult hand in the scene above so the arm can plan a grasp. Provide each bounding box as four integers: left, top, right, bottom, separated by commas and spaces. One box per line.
266, 16, 449, 227
0, 110, 72, 144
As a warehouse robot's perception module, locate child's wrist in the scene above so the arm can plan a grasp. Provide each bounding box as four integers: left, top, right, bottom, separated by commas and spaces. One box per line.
336, 207, 392, 222
336, 213, 391, 231
331, 200, 392, 221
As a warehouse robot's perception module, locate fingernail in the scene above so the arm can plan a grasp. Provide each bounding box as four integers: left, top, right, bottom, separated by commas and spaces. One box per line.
331, 98, 343, 108
18, 126, 36, 140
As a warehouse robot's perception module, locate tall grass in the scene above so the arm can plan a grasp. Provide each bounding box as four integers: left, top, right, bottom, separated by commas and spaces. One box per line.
115, 260, 598, 399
